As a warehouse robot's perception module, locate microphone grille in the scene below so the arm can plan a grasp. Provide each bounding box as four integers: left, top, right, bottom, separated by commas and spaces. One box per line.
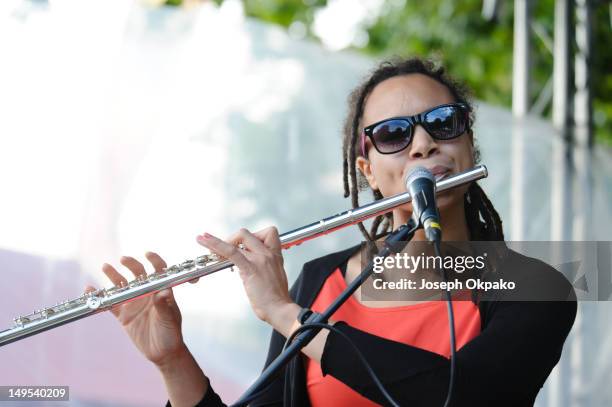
405, 166, 435, 188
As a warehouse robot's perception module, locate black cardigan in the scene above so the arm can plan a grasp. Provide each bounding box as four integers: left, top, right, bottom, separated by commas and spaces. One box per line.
169, 243, 577, 407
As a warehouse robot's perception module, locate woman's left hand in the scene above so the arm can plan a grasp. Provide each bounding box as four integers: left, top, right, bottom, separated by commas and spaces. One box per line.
196, 227, 294, 325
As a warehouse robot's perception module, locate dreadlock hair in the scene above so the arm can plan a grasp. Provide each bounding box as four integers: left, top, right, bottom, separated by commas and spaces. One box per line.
341, 56, 505, 244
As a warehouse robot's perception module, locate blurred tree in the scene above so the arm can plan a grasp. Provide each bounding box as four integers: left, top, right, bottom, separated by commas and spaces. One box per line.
168, 0, 611, 145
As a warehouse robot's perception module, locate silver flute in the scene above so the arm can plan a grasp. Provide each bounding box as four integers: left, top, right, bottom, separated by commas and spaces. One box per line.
0, 165, 487, 347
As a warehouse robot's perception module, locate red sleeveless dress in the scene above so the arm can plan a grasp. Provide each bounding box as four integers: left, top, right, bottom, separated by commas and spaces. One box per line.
305, 268, 481, 406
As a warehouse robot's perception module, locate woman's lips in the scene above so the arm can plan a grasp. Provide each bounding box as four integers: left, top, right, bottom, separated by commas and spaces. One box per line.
434, 171, 450, 182
428, 165, 452, 182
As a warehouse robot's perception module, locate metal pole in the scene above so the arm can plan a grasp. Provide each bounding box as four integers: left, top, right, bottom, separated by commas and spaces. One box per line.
574, 0, 593, 148
553, 0, 572, 139
512, 0, 531, 118
510, 0, 531, 242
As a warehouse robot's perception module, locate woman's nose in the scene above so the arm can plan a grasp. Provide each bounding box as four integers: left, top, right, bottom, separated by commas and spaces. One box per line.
408, 125, 439, 159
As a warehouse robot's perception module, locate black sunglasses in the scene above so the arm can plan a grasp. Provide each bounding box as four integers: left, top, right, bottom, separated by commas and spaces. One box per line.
361, 103, 471, 156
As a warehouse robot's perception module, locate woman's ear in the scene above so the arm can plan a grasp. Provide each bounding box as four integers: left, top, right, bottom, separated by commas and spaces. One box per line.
356, 156, 378, 190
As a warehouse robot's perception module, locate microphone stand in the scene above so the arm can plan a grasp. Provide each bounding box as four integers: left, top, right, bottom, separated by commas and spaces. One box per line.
231, 218, 419, 407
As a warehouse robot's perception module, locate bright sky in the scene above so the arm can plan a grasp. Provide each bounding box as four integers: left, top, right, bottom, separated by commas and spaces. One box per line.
313, 0, 386, 50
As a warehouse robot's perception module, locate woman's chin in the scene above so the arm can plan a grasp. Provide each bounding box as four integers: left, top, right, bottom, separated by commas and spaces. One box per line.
435, 190, 464, 212
394, 189, 464, 222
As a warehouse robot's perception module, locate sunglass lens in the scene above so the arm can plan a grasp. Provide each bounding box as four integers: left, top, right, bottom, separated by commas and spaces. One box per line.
424, 105, 467, 139
371, 120, 412, 153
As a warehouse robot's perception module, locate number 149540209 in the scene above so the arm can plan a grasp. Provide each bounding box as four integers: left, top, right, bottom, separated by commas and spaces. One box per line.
1, 386, 69, 401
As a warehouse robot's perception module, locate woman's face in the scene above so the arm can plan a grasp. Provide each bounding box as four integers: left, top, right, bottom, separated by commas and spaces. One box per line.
356, 73, 475, 215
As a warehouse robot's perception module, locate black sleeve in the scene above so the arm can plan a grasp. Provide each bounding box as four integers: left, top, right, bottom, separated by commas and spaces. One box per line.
163, 334, 286, 407
165, 268, 307, 407
246, 267, 308, 407
320, 298, 577, 407
195, 384, 226, 406
164, 381, 226, 407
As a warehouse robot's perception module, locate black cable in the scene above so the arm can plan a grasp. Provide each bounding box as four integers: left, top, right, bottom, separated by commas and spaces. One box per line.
434, 239, 457, 407
235, 222, 420, 407
283, 223, 421, 407
277, 236, 456, 407
282, 322, 401, 407
228, 371, 280, 407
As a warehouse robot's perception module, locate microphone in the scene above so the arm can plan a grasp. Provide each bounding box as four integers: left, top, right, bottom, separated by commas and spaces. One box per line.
405, 166, 442, 242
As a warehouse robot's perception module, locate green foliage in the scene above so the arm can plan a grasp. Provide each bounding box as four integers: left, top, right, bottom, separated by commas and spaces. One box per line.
242, 0, 327, 27
166, 0, 610, 144
365, 1, 515, 108
241, 0, 611, 145
591, 2, 612, 146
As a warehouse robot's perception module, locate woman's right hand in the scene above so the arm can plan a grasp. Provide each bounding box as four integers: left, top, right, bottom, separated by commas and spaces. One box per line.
84, 252, 186, 369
